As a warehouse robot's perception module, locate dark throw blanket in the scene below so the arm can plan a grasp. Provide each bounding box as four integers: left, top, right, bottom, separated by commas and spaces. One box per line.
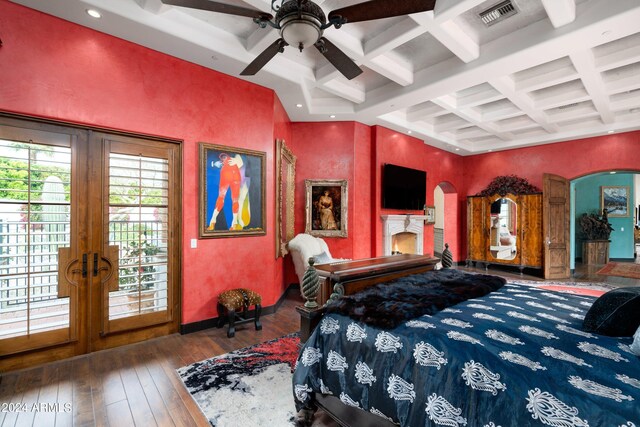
325, 269, 506, 328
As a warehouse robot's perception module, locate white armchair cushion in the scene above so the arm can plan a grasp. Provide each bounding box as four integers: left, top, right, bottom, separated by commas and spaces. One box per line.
287, 234, 334, 284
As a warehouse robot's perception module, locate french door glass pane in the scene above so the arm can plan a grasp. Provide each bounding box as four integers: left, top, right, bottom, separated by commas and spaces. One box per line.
0, 140, 71, 339
107, 154, 169, 320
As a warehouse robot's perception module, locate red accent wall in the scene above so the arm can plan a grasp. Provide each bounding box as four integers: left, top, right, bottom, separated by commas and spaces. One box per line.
0, 1, 289, 324
372, 126, 466, 260
462, 133, 640, 194
461, 131, 640, 260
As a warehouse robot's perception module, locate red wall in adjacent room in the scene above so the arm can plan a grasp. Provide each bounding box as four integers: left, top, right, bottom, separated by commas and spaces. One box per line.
372, 126, 466, 260
0, 1, 289, 324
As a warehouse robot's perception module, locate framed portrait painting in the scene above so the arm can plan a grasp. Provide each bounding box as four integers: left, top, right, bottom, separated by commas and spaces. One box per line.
199, 143, 266, 238
601, 185, 629, 218
425, 206, 436, 224
305, 179, 348, 238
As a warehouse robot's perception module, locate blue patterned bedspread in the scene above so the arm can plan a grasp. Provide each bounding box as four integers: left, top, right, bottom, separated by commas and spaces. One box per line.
292, 283, 640, 427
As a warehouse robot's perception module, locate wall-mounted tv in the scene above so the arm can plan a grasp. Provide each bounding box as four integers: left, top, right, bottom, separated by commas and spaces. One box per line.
382, 163, 426, 210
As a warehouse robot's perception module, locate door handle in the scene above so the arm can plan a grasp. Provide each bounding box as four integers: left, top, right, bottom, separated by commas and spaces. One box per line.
82, 253, 88, 278
93, 252, 99, 276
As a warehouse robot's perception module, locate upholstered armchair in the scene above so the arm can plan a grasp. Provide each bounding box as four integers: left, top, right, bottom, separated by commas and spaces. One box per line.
287, 233, 337, 285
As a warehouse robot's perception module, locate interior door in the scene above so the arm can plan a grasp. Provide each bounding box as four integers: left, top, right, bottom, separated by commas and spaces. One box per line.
543, 173, 570, 279
0, 116, 181, 370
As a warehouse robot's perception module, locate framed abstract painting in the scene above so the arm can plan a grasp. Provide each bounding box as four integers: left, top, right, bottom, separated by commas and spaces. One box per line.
601, 185, 629, 218
199, 143, 266, 238
305, 179, 348, 238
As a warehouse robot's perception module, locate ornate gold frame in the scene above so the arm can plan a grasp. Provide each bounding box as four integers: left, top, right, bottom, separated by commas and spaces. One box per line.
275, 139, 296, 257
305, 179, 348, 238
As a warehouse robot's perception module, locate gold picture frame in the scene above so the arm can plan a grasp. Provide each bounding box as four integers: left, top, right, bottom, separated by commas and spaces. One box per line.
275, 139, 296, 257
305, 179, 348, 238
199, 143, 266, 238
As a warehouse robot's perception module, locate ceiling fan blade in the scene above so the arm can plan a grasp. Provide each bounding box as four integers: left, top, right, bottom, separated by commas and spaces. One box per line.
314, 37, 363, 80
160, 0, 272, 21
240, 38, 287, 76
328, 0, 436, 24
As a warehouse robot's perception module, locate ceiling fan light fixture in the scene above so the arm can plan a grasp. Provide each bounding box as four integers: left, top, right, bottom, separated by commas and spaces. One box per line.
280, 15, 322, 51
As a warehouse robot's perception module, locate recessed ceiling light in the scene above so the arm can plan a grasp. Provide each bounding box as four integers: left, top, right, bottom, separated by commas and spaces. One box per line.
488, 149, 493, 152
610, 171, 617, 174
86, 9, 101, 18
607, 130, 615, 134
329, 115, 335, 118
407, 130, 412, 134
455, 148, 460, 151
296, 104, 303, 108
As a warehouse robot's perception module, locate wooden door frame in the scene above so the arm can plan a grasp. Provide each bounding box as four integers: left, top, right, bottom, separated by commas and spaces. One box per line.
88, 131, 182, 352
0, 112, 183, 371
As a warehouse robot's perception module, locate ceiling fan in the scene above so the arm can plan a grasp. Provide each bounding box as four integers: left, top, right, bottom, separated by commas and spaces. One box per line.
160, 0, 437, 80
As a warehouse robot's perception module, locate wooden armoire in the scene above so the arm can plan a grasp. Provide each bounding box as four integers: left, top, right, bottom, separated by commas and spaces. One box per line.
467, 193, 544, 274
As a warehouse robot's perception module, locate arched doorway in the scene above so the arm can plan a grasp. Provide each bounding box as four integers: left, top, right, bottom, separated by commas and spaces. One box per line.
433, 182, 458, 260
570, 170, 639, 271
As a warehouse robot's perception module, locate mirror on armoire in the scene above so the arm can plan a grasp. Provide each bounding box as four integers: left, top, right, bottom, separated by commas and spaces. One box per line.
489, 198, 517, 261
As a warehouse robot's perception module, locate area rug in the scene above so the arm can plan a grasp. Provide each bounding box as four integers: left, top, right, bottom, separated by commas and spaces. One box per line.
177, 333, 300, 427
507, 278, 615, 297
597, 262, 640, 280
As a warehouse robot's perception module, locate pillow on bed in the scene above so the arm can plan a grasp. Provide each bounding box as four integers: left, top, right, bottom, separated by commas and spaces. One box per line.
582, 287, 640, 337
312, 252, 333, 265
632, 325, 640, 356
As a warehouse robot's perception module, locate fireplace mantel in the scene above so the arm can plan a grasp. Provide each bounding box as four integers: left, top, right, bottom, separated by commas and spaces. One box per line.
381, 214, 427, 256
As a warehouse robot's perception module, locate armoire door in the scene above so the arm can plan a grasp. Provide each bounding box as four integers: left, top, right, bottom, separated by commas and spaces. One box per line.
0, 116, 181, 371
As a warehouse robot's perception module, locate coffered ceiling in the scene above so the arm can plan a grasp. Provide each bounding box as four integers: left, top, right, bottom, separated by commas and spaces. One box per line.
11, 0, 640, 155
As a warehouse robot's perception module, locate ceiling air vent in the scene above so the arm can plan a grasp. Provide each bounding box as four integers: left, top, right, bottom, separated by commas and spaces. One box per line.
479, 0, 518, 27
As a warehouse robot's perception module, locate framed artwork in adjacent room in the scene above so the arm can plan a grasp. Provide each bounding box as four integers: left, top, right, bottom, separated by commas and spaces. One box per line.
199, 143, 266, 238
601, 185, 629, 218
425, 206, 436, 224
305, 179, 348, 238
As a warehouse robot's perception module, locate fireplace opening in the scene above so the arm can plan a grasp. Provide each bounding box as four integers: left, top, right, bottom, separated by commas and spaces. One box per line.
392, 232, 417, 255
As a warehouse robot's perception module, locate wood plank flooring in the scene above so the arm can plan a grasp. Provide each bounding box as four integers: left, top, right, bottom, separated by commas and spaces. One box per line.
1, 261, 638, 427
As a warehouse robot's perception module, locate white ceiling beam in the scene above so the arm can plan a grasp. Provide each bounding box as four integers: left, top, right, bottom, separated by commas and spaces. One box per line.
357, 0, 640, 118
541, 0, 576, 28
364, 18, 428, 58
321, 79, 366, 104
433, 0, 487, 23
569, 50, 615, 123
406, 102, 448, 122
134, 0, 169, 14
411, 13, 479, 63
367, 54, 413, 87
489, 76, 558, 133
432, 96, 514, 141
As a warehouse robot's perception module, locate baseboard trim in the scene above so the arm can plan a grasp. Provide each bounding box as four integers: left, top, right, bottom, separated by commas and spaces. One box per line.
179, 284, 299, 335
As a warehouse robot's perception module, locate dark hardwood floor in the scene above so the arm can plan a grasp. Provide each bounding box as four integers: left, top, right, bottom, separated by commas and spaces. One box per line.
1, 260, 638, 427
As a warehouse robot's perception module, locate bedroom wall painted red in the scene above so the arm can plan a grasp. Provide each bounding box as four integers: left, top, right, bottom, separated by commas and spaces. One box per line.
461, 131, 640, 261
463, 132, 640, 194
372, 126, 466, 260
289, 122, 357, 260
0, 1, 287, 324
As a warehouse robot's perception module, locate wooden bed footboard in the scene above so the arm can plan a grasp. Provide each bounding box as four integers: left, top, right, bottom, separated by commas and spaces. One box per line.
297, 254, 439, 343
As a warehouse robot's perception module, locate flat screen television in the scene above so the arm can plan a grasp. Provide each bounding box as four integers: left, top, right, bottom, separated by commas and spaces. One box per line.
382, 163, 426, 210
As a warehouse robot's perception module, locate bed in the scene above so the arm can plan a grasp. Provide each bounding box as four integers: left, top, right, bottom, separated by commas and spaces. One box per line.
292, 269, 640, 427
